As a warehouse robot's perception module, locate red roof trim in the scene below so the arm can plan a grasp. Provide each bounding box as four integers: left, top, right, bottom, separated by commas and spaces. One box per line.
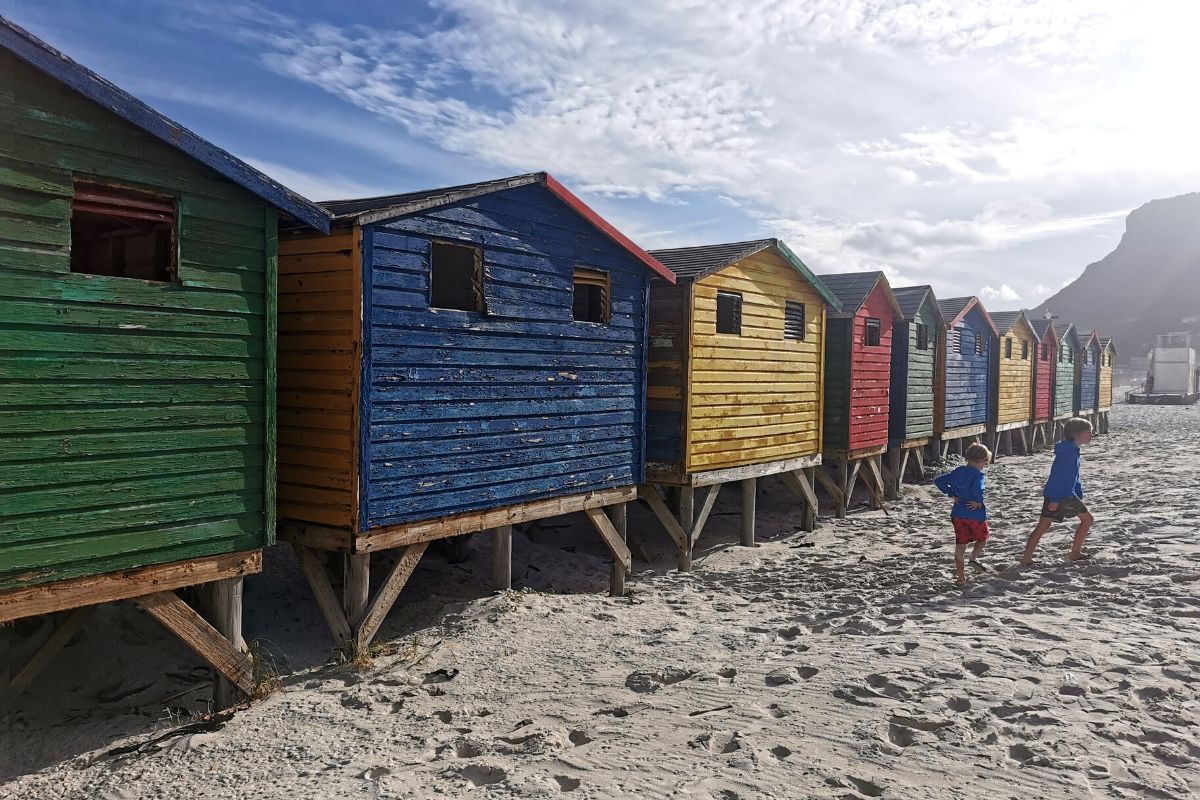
946, 296, 999, 337
543, 174, 676, 284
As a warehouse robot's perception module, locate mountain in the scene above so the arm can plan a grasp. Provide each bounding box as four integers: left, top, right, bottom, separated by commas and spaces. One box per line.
1030, 192, 1200, 362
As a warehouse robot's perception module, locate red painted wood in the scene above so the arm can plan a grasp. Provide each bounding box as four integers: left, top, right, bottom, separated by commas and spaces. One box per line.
848, 285, 897, 450
1033, 336, 1054, 421
543, 174, 676, 284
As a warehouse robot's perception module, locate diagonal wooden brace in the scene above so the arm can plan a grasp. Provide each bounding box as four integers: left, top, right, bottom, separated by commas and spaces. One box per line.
584, 507, 632, 573
135, 591, 254, 694
638, 485, 689, 551
355, 542, 428, 651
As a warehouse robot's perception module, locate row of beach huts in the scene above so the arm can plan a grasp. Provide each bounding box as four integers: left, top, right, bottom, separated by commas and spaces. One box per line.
0, 19, 1116, 708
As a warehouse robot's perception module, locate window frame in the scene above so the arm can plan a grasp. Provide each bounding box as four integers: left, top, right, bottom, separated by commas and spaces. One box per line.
916, 322, 930, 351
69, 181, 179, 283
716, 290, 742, 335
864, 317, 881, 347
428, 239, 486, 313
1021, 340, 1029, 360
571, 267, 611, 325
1005, 337, 1013, 359
975, 332, 984, 356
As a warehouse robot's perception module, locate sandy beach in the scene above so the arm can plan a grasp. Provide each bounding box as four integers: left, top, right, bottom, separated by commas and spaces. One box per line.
3, 402, 1198, 799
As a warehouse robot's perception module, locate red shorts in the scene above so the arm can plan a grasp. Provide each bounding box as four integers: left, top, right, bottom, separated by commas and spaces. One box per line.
952, 518, 989, 544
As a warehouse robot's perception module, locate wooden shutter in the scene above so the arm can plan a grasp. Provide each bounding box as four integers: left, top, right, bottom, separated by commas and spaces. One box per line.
784, 301, 805, 340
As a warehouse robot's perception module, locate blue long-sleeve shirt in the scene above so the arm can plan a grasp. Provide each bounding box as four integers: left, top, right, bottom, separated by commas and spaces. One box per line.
933, 465, 987, 520
1044, 439, 1083, 501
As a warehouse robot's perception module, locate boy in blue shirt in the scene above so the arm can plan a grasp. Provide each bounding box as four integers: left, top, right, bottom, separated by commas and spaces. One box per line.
933, 442, 992, 586
1021, 417, 1095, 564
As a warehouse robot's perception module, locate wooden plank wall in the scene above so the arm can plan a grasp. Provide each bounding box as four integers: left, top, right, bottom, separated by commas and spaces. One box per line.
1033, 334, 1054, 421
275, 227, 360, 529
1054, 334, 1077, 418
889, 301, 936, 441
943, 307, 993, 431
686, 250, 825, 471
822, 318, 853, 452
360, 184, 650, 529
995, 321, 1036, 425
1076, 341, 1099, 413
846, 287, 895, 451
645, 279, 688, 475
0, 53, 271, 590
1098, 345, 1114, 410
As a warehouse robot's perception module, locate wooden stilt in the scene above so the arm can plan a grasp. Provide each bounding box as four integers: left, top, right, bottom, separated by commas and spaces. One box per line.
837, 460, 849, 516
864, 456, 885, 510
639, 485, 689, 553
782, 468, 819, 532
941, 439, 950, 459
608, 504, 628, 596
343, 553, 370, 627
210, 577, 246, 709
582, 506, 632, 574
898, 448, 911, 487
740, 477, 756, 547
136, 591, 254, 695
813, 466, 845, 519
0, 607, 92, 707
355, 542, 428, 651
845, 460, 862, 509
493, 525, 513, 591
677, 485, 695, 572
911, 446, 924, 478
885, 447, 901, 500
294, 544, 352, 649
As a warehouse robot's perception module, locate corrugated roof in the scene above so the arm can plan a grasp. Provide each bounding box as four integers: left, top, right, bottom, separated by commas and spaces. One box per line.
316, 172, 675, 283
0, 17, 330, 232
648, 239, 774, 279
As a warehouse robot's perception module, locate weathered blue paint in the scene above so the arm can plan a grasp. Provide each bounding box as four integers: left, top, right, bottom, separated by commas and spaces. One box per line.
0, 17, 330, 232
943, 304, 995, 431
357, 184, 651, 529
1076, 335, 1100, 414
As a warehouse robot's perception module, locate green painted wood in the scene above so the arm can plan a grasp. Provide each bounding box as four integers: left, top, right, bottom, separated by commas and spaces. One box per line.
905, 303, 937, 438
821, 318, 853, 452
0, 51, 275, 590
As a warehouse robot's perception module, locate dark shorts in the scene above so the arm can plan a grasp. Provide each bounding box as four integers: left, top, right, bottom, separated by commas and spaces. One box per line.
1041, 496, 1089, 522
952, 518, 989, 544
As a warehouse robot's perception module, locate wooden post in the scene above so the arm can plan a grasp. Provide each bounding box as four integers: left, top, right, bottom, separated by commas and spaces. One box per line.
493, 525, 513, 591
678, 485, 695, 572
740, 478, 756, 547
343, 553, 370, 627
211, 577, 246, 709
608, 504, 628, 596
885, 447, 901, 500
801, 467, 817, 532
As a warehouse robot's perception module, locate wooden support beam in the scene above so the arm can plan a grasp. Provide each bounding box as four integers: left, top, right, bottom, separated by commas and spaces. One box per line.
883, 449, 900, 500
358, 486, 635, 552
813, 466, 845, 518
343, 553, 370, 627
911, 446, 924, 479
0, 607, 92, 706
898, 449, 911, 489
638, 485, 689, 551
0, 551, 262, 625
355, 542, 428, 651
135, 591, 254, 695
493, 525, 513, 591
583, 507, 631, 573
293, 544, 352, 650
844, 460, 862, 509
740, 478, 757, 547
210, 577, 246, 709
941, 440, 950, 459
864, 456, 886, 510
678, 485, 695, 572
608, 504, 628, 597
781, 469, 819, 532
690, 484, 722, 546
689, 453, 822, 487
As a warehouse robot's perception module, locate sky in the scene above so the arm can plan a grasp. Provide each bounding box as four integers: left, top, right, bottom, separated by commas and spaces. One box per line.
7, 0, 1200, 309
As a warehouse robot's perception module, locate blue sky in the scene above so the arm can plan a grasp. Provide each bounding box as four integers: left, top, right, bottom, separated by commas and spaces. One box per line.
7, 0, 1200, 308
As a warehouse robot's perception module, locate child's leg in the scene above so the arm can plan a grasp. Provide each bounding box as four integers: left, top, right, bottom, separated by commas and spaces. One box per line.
1067, 512, 1095, 560
1021, 517, 1053, 564
954, 542, 967, 585
970, 539, 986, 563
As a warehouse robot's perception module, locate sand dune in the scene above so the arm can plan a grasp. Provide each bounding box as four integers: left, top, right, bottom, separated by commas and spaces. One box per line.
3, 403, 1198, 799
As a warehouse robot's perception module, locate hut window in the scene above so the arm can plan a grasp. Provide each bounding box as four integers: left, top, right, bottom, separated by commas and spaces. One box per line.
1067, 348, 1074, 364
716, 291, 742, 335
916, 322, 930, 351
430, 241, 484, 312
572, 267, 610, 324
70, 183, 176, 281
954, 329, 964, 354
1005, 338, 1013, 359
784, 301, 806, 340
1021, 341, 1029, 360
864, 317, 881, 347
1041, 344, 1049, 361
975, 333, 984, 356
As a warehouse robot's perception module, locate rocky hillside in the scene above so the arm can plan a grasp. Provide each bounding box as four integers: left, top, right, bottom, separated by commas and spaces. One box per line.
1032, 192, 1200, 361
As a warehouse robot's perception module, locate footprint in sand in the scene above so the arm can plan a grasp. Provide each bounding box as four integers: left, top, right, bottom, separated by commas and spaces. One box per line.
962, 659, 990, 676
458, 764, 506, 787
553, 776, 581, 792
625, 667, 694, 693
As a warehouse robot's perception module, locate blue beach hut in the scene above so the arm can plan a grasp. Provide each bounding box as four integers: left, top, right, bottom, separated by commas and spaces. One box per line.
934, 296, 998, 458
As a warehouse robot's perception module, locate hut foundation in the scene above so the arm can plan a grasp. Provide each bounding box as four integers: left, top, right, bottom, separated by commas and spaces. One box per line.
883, 438, 929, 499
820, 446, 887, 516
280, 487, 635, 652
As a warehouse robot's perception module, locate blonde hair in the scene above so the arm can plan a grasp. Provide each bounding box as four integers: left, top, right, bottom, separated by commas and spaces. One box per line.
1062, 417, 1093, 440
964, 443, 992, 463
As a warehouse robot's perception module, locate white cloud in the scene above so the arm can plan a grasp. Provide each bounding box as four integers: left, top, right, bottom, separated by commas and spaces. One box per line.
980, 284, 1020, 304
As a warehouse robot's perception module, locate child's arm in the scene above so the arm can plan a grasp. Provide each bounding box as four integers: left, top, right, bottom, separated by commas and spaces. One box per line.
932, 473, 957, 499
1043, 456, 1076, 501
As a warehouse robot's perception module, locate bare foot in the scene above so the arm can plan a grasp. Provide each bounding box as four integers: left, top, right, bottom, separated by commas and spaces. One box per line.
1019, 558, 1034, 566
1066, 551, 1091, 563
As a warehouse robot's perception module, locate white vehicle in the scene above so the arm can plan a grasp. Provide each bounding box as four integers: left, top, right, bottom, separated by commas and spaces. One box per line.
1127, 333, 1200, 404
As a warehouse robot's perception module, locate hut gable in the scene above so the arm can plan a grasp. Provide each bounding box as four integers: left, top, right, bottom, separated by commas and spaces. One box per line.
0, 22, 327, 590
889, 286, 943, 442
936, 297, 997, 433
818, 272, 901, 452
643, 239, 837, 475
989, 311, 1039, 426
1075, 330, 1102, 413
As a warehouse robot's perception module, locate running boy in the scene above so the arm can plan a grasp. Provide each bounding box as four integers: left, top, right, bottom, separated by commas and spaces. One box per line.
1021, 417, 1095, 564
933, 442, 992, 586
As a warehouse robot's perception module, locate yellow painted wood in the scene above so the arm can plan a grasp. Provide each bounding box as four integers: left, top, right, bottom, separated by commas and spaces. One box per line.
1098, 341, 1115, 410
996, 316, 1038, 425
276, 226, 360, 530
685, 249, 826, 471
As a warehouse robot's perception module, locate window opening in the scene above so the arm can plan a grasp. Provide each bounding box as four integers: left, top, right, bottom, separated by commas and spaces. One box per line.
864, 317, 881, 347
716, 291, 742, 335
430, 241, 484, 312
70, 182, 176, 281
783, 301, 806, 340
572, 268, 610, 323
